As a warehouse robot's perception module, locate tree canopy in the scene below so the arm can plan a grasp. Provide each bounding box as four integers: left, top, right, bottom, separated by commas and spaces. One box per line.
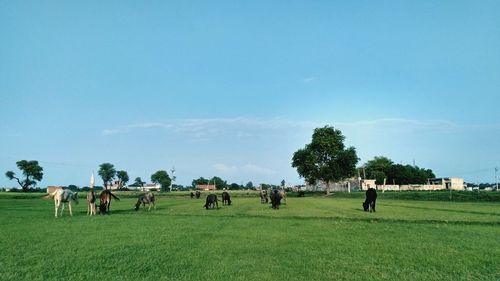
5, 160, 44, 192
191, 176, 227, 190
133, 177, 145, 187
245, 181, 254, 189
192, 177, 209, 188
292, 126, 359, 195
151, 170, 172, 192
98, 163, 116, 189
116, 170, 129, 189
362, 156, 435, 185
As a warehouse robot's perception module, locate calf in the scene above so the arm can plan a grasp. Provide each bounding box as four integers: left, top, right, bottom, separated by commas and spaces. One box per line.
363, 188, 377, 212
221, 191, 231, 206
204, 194, 218, 209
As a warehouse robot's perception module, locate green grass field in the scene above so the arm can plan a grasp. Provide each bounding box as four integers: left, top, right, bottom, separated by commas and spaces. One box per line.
0, 192, 499, 281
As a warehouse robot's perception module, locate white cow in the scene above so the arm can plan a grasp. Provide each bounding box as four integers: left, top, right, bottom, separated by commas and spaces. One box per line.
50, 189, 79, 218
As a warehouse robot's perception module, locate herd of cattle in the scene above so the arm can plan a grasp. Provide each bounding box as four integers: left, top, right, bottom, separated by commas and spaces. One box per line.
47, 187, 378, 217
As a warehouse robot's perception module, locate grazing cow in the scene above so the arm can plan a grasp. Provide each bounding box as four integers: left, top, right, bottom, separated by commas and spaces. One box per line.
87, 188, 96, 216
297, 190, 305, 197
270, 189, 281, 209
190, 192, 195, 199
221, 191, 231, 206
50, 189, 79, 218
279, 189, 287, 204
99, 190, 120, 215
135, 192, 156, 211
363, 188, 377, 212
195, 190, 201, 199
260, 190, 268, 203
204, 194, 218, 209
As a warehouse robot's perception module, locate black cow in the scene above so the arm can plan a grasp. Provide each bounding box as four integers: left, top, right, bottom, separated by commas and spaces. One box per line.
298, 190, 305, 197
190, 192, 195, 199
221, 191, 231, 206
363, 188, 377, 212
195, 190, 201, 199
204, 194, 218, 209
270, 189, 281, 209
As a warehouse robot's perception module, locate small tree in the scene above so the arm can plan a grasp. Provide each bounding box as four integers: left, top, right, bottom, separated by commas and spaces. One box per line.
292, 126, 359, 195
133, 177, 145, 191
98, 163, 116, 189
211, 176, 227, 190
5, 160, 44, 192
151, 170, 172, 192
245, 181, 254, 189
192, 177, 208, 188
116, 170, 129, 189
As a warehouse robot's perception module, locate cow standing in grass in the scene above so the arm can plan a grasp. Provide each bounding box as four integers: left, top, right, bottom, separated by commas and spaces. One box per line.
260, 190, 268, 203
270, 189, 281, 209
135, 192, 156, 211
87, 188, 96, 216
99, 190, 120, 215
279, 189, 287, 204
221, 191, 231, 206
363, 188, 377, 212
50, 189, 79, 218
204, 194, 218, 209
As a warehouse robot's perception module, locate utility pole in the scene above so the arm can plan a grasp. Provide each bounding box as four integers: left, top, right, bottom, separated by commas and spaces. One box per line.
170, 166, 176, 192
495, 167, 498, 192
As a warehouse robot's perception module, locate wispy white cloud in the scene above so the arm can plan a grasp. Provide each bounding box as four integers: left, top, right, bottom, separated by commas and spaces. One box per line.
212, 163, 276, 176
101, 117, 498, 139
102, 122, 173, 135
101, 117, 317, 138
241, 164, 276, 175
212, 163, 238, 174
301, 77, 317, 83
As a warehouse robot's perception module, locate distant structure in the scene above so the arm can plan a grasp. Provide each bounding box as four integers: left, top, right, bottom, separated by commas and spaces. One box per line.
304, 177, 465, 192
111, 181, 161, 191
195, 184, 216, 191
427, 178, 465, 190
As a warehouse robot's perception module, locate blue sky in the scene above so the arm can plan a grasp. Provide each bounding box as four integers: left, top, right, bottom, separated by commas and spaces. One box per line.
1, 1, 499, 187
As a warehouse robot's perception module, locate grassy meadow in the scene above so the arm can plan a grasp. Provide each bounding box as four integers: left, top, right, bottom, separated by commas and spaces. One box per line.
0, 192, 499, 281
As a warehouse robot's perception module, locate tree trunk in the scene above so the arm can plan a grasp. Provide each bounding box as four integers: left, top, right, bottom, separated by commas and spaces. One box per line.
325, 181, 330, 196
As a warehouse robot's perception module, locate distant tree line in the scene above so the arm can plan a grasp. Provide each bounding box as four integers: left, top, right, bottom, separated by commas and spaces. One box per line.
362, 156, 435, 185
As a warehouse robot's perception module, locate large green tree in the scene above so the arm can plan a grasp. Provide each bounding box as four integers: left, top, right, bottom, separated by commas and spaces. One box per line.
386, 164, 435, 185
192, 177, 209, 188
292, 126, 359, 195
363, 156, 394, 185
362, 156, 435, 185
191, 176, 227, 189
211, 176, 227, 190
132, 177, 146, 190
5, 160, 44, 192
116, 170, 129, 189
98, 163, 116, 189
151, 170, 172, 192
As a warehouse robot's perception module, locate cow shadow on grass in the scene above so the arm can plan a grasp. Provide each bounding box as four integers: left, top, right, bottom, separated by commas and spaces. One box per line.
385, 203, 500, 216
